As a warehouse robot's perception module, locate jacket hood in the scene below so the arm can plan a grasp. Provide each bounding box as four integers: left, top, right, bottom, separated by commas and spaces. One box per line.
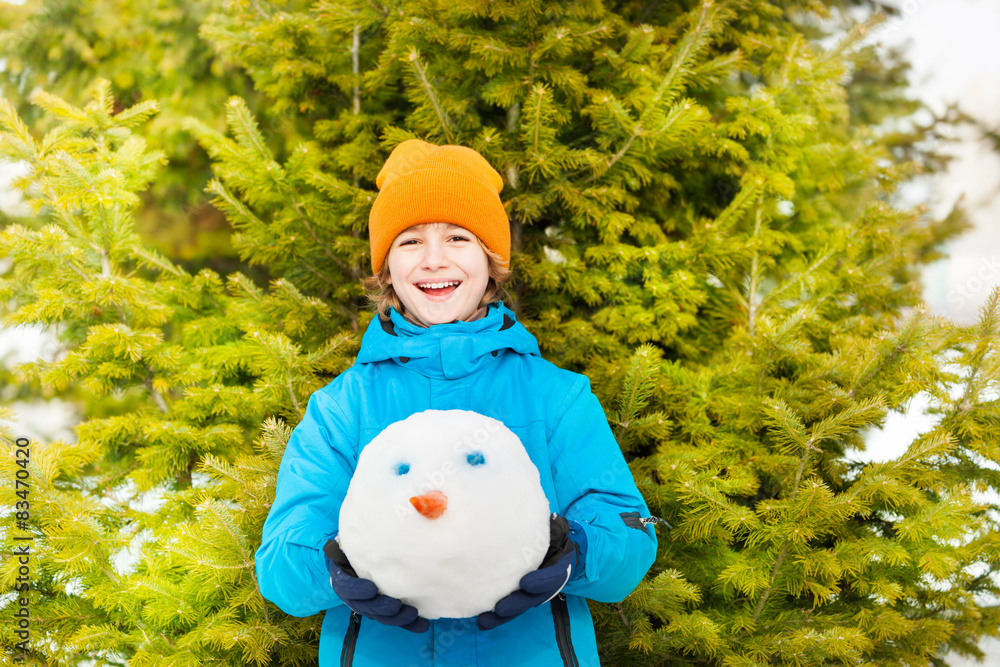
355, 301, 541, 379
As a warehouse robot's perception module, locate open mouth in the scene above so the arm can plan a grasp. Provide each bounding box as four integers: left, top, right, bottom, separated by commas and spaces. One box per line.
415, 280, 462, 297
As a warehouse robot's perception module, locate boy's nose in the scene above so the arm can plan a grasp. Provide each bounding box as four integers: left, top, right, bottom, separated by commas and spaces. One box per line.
420, 241, 450, 267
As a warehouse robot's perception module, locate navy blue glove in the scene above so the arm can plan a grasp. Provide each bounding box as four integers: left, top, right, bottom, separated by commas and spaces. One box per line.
324, 538, 430, 633
478, 515, 580, 631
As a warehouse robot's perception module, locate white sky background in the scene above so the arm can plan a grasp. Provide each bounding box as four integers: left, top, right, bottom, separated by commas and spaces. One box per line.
853, 2, 1000, 447
1, 0, 1000, 663
888, 0, 1000, 325
842, 2, 1000, 664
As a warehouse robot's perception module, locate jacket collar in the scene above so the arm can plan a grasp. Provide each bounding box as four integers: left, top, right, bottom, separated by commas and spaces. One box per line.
355, 301, 541, 379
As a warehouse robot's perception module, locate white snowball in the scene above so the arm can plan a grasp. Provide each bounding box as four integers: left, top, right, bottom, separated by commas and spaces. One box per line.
338, 409, 551, 619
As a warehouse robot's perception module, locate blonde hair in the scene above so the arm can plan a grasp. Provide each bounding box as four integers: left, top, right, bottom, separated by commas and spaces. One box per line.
362, 235, 513, 320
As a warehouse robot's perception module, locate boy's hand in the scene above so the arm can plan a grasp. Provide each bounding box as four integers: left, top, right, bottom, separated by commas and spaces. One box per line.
323, 539, 430, 633
477, 515, 580, 631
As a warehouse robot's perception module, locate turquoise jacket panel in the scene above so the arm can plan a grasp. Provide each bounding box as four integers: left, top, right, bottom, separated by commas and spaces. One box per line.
255, 301, 657, 666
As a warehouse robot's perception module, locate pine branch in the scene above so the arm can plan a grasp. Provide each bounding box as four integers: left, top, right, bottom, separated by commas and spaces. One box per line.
290, 251, 343, 290
132, 247, 188, 279
809, 395, 887, 444
0, 96, 38, 154
143, 362, 170, 414
757, 246, 837, 312
819, 13, 885, 64
848, 308, 928, 400
749, 400, 824, 627
646, 1, 717, 112
201, 499, 254, 562
113, 100, 160, 128
746, 481, 807, 628
749, 541, 789, 627
284, 190, 354, 277
224, 97, 274, 165
256, 416, 293, 463
761, 398, 808, 454
286, 377, 302, 417
954, 287, 999, 414
352, 13, 362, 116
612, 344, 659, 443
588, 0, 719, 183
405, 48, 456, 143
245, 327, 307, 415
272, 278, 337, 338
746, 202, 763, 338
28, 88, 92, 125
227, 273, 266, 304
529, 84, 547, 155
51, 151, 117, 270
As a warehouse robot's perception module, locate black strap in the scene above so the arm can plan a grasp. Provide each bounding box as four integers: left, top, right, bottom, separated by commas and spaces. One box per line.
620, 512, 644, 531
324, 539, 358, 577
620, 511, 673, 531
541, 515, 577, 568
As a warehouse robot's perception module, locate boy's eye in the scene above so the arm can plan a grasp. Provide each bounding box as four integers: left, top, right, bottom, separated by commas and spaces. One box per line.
395, 463, 411, 476
466, 452, 486, 467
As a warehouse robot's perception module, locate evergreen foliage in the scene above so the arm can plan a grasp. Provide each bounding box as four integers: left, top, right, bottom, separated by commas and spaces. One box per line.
0, 0, 262, 263
1, 1, 998, 665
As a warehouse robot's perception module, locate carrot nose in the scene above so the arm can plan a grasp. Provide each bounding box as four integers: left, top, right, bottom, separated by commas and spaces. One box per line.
410, 490, 448, 519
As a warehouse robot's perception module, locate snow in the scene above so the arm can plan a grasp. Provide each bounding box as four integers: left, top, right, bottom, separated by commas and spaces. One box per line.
337, 409, 551, 619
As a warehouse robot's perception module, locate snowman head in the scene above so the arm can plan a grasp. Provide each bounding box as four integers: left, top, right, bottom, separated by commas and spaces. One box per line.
350, 409, 540, 531
337, 409, 552, 618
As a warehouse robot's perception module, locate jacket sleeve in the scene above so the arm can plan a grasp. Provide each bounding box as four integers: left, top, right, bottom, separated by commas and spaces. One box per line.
254, 382, 357, 617
549, 375, 658, 603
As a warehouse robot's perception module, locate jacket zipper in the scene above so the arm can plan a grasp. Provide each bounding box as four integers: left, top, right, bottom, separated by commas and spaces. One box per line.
551, 594, 579, 667
341, 611, 361, 667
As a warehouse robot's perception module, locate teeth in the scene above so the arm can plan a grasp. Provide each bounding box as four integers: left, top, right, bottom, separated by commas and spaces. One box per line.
417, 281, 461, 289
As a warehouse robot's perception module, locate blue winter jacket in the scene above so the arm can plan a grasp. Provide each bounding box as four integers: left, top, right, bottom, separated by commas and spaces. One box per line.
255, 301, 657, 667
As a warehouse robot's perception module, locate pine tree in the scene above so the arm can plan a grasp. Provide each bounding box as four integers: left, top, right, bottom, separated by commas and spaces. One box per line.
0, 0, 262, 264
2, 1, 998, 665
0, 84, 352, 665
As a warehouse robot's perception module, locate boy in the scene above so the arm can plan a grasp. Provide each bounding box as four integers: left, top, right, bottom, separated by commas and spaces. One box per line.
255, 139, 657, 666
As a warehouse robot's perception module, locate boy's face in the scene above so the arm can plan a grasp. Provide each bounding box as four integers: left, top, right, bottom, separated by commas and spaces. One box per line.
386, 222, 490, 326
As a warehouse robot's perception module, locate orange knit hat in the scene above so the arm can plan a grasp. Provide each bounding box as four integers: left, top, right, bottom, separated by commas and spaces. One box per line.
368, 139, 510, 274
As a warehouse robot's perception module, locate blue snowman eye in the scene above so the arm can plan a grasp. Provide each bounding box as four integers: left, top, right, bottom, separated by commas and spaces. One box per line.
466, 452, 486, 467
395, 463, 411, 476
